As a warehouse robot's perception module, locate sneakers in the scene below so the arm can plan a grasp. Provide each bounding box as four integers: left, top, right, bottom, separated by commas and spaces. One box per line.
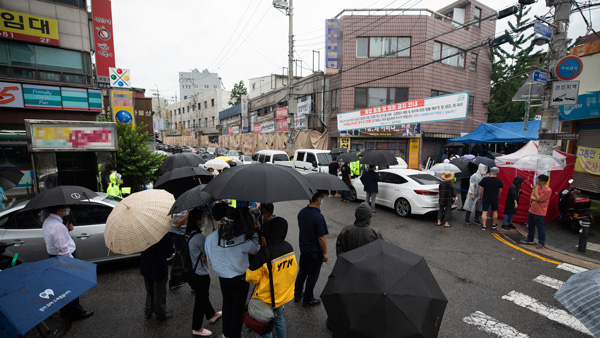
481, 226, 486, 231
303, 298, 322, 307
491, 225, 498, 230
474, 221, 482, 226
501, 225, 511, 230
508, 224, 516, 229
536, 244, 545, 249
520, 239, 535, 245
464, 220, 471, 225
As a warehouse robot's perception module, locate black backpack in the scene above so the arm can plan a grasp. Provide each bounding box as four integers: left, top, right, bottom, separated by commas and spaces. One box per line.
172, 232, 202, 284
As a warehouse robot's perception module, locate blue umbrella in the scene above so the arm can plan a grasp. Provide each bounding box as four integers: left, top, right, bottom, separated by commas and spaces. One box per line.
0, 256, 97, 338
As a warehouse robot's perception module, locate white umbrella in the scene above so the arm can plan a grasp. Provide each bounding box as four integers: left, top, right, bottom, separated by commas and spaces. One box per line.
512, 154, 566, 171
429, 163, 462, 173
104, 189, 175, 255
203, 159, 230, 170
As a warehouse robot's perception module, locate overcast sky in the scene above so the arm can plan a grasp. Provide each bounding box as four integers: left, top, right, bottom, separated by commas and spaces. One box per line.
109, 0, 598, 101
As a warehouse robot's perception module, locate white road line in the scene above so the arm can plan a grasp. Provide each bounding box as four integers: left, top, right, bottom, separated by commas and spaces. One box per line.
533, 275, 565, 290
462, 311, 529, 338
502, 291, 592, 336
557, 263, 588, 274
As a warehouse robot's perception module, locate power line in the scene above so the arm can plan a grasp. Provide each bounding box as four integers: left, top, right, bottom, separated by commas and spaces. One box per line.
574, 1, 600, 39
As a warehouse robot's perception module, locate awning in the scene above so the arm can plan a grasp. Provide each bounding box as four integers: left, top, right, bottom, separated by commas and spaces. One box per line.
448, 120, 539, 144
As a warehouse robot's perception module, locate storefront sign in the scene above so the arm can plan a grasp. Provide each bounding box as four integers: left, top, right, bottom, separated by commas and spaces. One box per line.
110, 90, 134, 125
550, 81, 579, 107
276, 107, 288, 120
294, 115, 306, 129
242, 118, 248, 132
408, 138, 420, 169
337, 92, 469, 131
23, 84, 61, 109
325, 19, 341, 75
256, 113, 273, 123
109, 67, 131, 88
278, 119, 288, 131
575, 146, 600, 175
0, 9, 59, 45
25, 120, 117, 152
559, 91, 599, 121
92, 0, 116, 80
241, 95, 248, 118
261, 120, 275, 133
0, 82, 24, 108
61, 88, 89, 111
232, 126, 240, 134
357, 124, 421, 137
88, 89, 103, 112
340, 137, 351, 150
253, 124, 261, 134
153, 118, 165, 131
297, 97, 311, 116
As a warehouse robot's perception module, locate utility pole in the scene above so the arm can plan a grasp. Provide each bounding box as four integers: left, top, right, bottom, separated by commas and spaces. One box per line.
538, 0, 573, 156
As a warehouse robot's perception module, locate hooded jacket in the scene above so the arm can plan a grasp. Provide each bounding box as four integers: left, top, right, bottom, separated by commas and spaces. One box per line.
463, 164, 487, 212
246, 217, 297, 308
336, 203, 383, 256
504, 176, 524, 215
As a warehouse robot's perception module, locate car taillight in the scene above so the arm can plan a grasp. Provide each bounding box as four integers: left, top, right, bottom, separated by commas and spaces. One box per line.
414, 190, 438, 196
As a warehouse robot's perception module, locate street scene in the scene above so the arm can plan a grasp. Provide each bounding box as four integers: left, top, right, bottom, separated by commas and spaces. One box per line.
1, 0, 600, 337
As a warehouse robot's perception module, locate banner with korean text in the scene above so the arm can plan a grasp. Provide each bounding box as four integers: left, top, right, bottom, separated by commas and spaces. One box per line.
0, 9, 59, 45
337, 91, 469, 131
92, 0, 116, 81
575, 146, 600, 175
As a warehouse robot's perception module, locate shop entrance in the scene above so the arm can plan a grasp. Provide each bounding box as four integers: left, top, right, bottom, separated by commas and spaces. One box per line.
56, 152, 98, 191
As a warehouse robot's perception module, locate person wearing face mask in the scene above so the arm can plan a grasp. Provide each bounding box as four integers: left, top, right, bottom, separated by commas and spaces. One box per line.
42, 205, 94, 329
464, 164, 488, 227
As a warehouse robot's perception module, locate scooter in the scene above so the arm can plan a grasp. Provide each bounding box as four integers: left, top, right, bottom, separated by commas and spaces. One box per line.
557, 179, 592, 232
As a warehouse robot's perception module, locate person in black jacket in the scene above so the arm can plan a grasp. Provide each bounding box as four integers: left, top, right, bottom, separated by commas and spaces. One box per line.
438, 172, 456, 228
140, 234, 175, 322
360, 165, 380, 213
502, 176, 524, 230
336, 203, 383, 255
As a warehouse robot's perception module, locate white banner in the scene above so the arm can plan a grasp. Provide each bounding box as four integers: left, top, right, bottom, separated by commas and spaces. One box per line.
261, 120, 275, 133
337, 91, 469, 131
241, 94, 248, 118
297, 97, 311, 116
153, 118, 165, 131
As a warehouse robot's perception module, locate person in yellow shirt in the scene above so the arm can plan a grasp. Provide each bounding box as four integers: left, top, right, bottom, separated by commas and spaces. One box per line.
246, 203, 298, 338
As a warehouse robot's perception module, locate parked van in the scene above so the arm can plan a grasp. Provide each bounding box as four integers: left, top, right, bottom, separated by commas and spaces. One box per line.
253, 150, 290, 164
277, 149, 332, 174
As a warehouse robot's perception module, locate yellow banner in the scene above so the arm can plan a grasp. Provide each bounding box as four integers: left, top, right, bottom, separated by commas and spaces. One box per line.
408, 138, 420, 169
340, 137, 350, 150
575, 146, 600, 175
0, 9, 59, 45
110, 90, 134, 126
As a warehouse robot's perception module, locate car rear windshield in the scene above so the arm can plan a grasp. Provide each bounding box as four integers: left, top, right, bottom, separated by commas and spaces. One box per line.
408, 174, 441, 185
317, 153, 332, 165
273, 154, 289, 162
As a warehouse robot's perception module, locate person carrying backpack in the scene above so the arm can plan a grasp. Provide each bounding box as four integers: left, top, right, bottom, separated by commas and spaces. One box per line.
186, 208, 222, 336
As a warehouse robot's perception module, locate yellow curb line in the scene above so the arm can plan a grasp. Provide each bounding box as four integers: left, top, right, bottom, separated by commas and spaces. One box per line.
492, 233, 563, 265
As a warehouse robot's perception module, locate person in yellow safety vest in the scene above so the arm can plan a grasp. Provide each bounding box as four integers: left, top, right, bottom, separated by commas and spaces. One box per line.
350, 160, 361, 178
97, 164, 103, 192
106, 165, 123, 197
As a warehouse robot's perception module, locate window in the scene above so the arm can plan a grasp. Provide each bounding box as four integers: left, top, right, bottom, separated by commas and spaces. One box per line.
199, 119, 202, 127
212, 117, 215, 126
296, 152, 306, 161
380, 173, 408, 184
273, 154, 289, 162
433, 42, 465, 68
4, 210, 43, 229
211, 99, 215, 107
204, 101, 207, 109
468, 96, 474, 115
356, 37, 411, 58
431, 90, 450, 97
470, 53, 478, 71
188, 120, 190, 128
204, 85, 209, 89
187, 106, 190, 112
198, 103, 201, 110
474, 7, 482, 27
205, 118, 208, 126
331, 89, 339, 109
305, 153, 317, 165
71, 205, 112, 226
182, 121, 185, 129
214, 85, 218, 89
193, 120, 196, 127
355, 88, 409, 108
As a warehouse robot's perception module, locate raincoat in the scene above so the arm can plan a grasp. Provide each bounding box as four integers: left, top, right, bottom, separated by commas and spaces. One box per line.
463, 164, 487, 213
107, 172, 122, 197
504, 176, 524, 215
336, 203, 383, 255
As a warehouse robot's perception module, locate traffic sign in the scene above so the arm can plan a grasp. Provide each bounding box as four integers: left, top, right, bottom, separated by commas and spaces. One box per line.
533, 71, 548, 84
109, 67, 131, 88
550, 80, 579, 106
534, 21, 552, 39
554, 56, 583, 81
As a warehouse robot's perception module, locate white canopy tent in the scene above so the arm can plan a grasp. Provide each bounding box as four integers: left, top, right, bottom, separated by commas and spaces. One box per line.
495, 141, 567, 168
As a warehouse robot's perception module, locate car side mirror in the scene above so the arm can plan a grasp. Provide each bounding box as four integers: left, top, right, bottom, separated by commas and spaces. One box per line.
312, 161, 317, 168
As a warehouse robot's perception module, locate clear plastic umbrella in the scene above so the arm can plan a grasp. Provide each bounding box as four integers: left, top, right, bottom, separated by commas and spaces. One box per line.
430, 163, 462, 173
203, 159, 230, 170
512, 154, 565, 171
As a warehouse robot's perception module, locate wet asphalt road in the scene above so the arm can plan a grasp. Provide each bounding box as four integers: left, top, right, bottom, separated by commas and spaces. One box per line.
36, 196, 587, 338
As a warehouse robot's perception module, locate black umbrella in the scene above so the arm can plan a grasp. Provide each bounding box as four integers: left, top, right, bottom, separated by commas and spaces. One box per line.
471, 156, 496, 168
450, 157, 473, 179
305, 173, 350, 192
0, 165, 24, 191
168, 184, 214, 215
337, 152, 360, 163
154, 166, 213, 198
157, 153, 204, 176
360, 150, 398, 166
487, 152, 501, 159
321, 240, 447, 338
203, 163, 315, 203
330, 148, 349, 156
443, 142, 466, 148
25, 186, 98, 210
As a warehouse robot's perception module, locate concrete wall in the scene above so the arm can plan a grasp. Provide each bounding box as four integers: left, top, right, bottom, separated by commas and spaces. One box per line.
166, 88, 231, 134
248, 75, 287, 99
179, 69, 221, 99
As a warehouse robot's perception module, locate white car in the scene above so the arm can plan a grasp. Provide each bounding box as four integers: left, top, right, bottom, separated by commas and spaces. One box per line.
350, 169, 449, 217
233, 154, 254, 166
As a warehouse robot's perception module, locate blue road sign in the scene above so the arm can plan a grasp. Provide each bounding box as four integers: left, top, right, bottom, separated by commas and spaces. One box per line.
534, 21, 553, 39
555, 56, 583, 81
533, 71, 548, 84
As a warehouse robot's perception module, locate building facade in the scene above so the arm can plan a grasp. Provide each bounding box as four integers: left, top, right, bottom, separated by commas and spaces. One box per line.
327, 0, 495, 165
248, 74, 301, 99
179, 68, 221, 100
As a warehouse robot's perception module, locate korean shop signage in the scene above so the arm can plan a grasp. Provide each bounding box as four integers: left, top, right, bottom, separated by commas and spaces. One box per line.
26, 120, 117, 152
0, 9, 59, 45
0, 82, 24, 108
23, 84, 62, 110
92, 0, 116, 80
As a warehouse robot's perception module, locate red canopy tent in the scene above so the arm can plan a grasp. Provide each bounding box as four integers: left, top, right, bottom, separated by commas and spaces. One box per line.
495, 142, 576, 224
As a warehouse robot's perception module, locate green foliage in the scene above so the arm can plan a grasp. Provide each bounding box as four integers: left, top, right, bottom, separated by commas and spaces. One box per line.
229, 80, 248, 106
486, 5, 541, 123
115, 122, 164, 192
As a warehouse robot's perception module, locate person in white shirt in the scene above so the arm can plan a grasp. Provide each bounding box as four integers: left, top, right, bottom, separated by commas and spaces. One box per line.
42, 205, 94, 326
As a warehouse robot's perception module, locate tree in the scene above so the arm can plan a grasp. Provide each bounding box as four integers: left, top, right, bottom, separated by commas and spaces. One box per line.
115, 122, 164, 192
486, 5, 541, 123
229, 80, 248, 106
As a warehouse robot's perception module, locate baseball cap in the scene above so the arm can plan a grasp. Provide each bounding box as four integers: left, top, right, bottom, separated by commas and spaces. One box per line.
490, 167, 499, 173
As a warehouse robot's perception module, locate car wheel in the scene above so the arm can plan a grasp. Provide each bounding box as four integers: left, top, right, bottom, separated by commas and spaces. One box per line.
395, 198, 411, 217
347, 188, 357, 202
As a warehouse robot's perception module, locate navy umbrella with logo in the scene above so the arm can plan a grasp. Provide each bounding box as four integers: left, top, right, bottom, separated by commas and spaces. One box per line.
24, 186, 98, 210
0, 256, 97, 338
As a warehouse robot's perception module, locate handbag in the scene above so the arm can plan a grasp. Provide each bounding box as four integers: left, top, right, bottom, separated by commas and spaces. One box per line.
243, 247, 276, 335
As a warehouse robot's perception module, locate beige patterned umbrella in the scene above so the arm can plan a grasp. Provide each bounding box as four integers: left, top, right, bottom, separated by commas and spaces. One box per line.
104, 189, 175, 255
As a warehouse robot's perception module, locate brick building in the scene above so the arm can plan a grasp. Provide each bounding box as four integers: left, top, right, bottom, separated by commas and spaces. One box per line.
327, 0, 496, 164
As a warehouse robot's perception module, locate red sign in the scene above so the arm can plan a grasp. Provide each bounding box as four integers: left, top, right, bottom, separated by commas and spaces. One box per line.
278, 119, 288, 131
92, 0, 116, 78
359, 99, 425, 116
276, 107, 288, 119
253, 124, 261, 134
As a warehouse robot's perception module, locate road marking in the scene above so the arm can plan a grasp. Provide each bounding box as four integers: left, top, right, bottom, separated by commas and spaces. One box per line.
502, 291, 592, 336
557, 263, 588, 274
533, 275, 564, 290
492, 233, 562, 265
462, 311, 529, 338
